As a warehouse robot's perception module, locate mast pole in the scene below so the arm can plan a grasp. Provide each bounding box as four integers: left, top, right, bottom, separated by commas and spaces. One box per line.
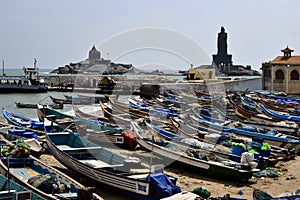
2, 60, 5, 76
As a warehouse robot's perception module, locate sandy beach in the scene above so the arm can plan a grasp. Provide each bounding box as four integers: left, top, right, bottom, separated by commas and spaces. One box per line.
39, 147, 300, 200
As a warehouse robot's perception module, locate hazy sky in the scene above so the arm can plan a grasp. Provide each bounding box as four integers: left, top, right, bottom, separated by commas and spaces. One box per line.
1, 0, 300, 72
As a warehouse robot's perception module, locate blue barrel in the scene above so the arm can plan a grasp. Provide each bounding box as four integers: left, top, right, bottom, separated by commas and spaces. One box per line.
260, 150, 271, 157
31, 121, 44, 130
232, 145, 244, 156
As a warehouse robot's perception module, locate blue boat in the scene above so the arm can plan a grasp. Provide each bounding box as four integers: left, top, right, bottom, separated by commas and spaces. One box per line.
189, 115, 300, 145
258, 103, 300, 123
2, 109, 45, 132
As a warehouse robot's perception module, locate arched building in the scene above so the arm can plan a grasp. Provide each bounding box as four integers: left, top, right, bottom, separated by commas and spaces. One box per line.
261, 47, 300, 94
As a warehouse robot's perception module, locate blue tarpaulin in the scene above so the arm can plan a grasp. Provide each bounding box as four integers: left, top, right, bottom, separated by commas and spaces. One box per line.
146, 173, 181, 198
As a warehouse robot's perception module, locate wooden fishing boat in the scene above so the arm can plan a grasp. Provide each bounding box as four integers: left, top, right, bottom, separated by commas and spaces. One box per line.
50, 95, 93, 105
46, 131, 181, 200
37, 104, 76, 130
229, 99, 283, 123
37, 104, 137, 149
108, 96, 150, 119
189, 115, 300, 149
99, 100, 134, 126
0, 173, 45, 200
72, 104, 109, 121
172, 118, 296, 161
2, 109, 45, 132
50, 95, 73, 104
66, 94, 109, 104
15, 102, 63, 109
15, 102, 37, 108
0, 155, 102, 200
143, 122, 245, 162
197, 107, 300, 136
259, 98, 300, 114
0, 131, 43, 158
74, 117, 138, 149
0, 124, 44, 158
108, 97, 177, 125
131, 122, 258, 182
258, 103, 300, 123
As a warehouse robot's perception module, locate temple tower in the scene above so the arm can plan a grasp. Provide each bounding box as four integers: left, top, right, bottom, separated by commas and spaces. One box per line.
88, 45, 101, 64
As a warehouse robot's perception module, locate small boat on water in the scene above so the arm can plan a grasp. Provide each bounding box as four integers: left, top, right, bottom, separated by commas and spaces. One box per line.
0, 173, 45, 200
46, 131, 181, 200
15, 102, 64, 109
50, 95, 93, 105
65, 94, 109, 104
50, 96, 73, 104
15, 102, 37, 109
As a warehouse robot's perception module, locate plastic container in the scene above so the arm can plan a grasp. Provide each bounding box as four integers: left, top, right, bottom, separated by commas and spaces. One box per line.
232, 145, 244, 156
259, 150, 271, 157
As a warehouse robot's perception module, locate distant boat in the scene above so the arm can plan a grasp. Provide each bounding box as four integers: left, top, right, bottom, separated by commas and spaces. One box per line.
15, 102, 63, 109
0, 59, 47, 93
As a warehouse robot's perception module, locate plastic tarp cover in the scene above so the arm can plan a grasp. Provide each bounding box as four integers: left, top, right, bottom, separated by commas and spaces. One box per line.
146, 173, 181, 198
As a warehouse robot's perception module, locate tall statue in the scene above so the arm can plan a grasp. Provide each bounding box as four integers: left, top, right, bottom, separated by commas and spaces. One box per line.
212, 26, 232, 69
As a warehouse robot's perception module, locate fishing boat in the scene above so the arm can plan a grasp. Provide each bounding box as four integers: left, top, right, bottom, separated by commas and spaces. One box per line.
37, 104, 75, 130
15, 102, 37, 109
172, 118, 296, 162
37, 104, 137, 149
108, 96, 150, 119
0, 173, 45, 200
51, 95, 92, 105
197, 107, 300, 135
0, 61, 47, 93
258, 103, 300, 123
72, 104, 109, 122
229, 98, 282, 123
74, 117, 137, 149
0, 155, 102, 200
0, 125, 44, 158
131, 122, 258, 182
99, 100, 135, 126
65, 94, 109, 104
2, 109, 45, 132
49, 96, 73, 104
15, 102, 63, 109
46, 131, 181, 200
143, 121, 245, 162
188, 115, 300, 149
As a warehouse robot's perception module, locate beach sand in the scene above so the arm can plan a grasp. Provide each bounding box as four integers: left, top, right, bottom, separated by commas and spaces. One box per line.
39, 148, 300, 199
